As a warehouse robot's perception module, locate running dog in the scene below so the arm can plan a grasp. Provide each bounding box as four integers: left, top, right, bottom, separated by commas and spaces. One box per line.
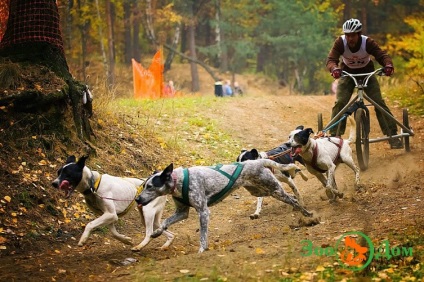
51, 155, 174, 251
288, 119, 360, 202
135, 159, 313, 253
236, 143, 308, 219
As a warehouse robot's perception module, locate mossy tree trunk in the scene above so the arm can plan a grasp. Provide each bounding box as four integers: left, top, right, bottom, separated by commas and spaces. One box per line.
0, 0, 93, 140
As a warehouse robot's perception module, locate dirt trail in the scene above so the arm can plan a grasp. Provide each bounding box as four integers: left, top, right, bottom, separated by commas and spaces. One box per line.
0, 93, 422, 281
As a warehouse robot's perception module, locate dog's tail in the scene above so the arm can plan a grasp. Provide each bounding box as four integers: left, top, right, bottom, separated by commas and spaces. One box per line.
259, 159, 300, 178
346, 116, 356, 144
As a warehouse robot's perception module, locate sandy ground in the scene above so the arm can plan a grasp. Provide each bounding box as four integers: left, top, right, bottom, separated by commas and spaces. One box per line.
0, 92, 423, 281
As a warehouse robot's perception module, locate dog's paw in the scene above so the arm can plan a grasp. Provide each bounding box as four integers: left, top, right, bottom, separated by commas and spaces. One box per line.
249, 214, 260, 220
122, 237, 133, 245
131, 246, 142, 252
355, 183, 365, 192
325, 188, 335, 200
151, 229, 163, 238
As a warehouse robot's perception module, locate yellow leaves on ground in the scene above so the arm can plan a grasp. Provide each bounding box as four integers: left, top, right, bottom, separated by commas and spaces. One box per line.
315, 265, 326, 272
9, 148, 54, 184
0, 236, 7, 244
3, 195, 11, 202
58, 202, 90, 225
255, 248, 265, 254
34, 84, 43, 91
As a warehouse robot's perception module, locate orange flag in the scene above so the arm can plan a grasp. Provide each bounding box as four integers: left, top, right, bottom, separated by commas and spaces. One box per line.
132, 48, 164, 99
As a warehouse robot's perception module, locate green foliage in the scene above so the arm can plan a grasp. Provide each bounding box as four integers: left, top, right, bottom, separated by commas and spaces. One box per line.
255, 0, 338, 93
389, 14, 424, 77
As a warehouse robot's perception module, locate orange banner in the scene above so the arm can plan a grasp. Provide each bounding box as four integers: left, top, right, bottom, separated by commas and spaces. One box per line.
132, 49, 164, 99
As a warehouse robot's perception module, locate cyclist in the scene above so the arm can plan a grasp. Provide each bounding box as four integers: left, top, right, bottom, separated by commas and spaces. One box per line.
326, 18, 403, 149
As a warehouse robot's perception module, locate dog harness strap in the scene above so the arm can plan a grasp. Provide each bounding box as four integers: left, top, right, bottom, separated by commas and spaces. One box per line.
208, 163, 244, 206
84, 174, 102, 195
326, 137, 344, 163
310, 138, 344, 173
267, 148, 291, 160
118, 182, 145, 217
182, 169, 190, 204
311, 145, 328, 173
172, 169, 191, 206
209, 164, 232, 179
334, 138, 344, 163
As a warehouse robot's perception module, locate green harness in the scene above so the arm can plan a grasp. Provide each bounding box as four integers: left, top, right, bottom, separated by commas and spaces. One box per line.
173, 163, 244, 207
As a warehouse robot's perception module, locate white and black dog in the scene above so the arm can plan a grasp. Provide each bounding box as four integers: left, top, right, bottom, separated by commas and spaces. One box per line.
51, 155, 174, 251
236, 143, 308, 219
135, 159, 313, 253
288, 119, 360, 202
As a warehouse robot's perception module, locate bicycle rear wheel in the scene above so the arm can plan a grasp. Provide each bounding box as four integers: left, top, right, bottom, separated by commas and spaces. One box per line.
317, 113, 323, 131
403, 108, 411, 152
355, 108, 369, 171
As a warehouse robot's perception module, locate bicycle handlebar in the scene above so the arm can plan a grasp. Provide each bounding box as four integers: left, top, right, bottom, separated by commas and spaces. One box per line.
340, 68, 384, 88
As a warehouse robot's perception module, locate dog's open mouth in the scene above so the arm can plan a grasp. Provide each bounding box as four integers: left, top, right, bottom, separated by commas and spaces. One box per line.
59, 180, 74, 199
291, 146, 302, 157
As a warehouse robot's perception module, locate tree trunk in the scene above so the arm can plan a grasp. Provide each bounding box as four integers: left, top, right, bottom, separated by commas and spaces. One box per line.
361, 0, 367, 34
106, 0, 115, 86
0, 0, 93, 140
164, 23, 181, 71
77, 0, 89, 83
188, 3, 200, 92
95, 0, 108, 80
123, 0, 132, 64
132, 1, 141, 61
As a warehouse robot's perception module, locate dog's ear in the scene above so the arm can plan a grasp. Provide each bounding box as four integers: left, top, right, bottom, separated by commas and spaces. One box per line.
296, 125, 304, 130
251, 149, 259, 159
306, 128, 314, 135
160, 163, 174, 184
66, 155, 76, 164
76, 155, 88, 169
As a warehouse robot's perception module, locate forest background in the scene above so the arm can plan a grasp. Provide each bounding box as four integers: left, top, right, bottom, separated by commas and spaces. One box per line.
1, 0, 422, 98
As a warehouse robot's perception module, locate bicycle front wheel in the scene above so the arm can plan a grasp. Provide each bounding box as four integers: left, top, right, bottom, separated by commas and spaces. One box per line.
355, 108, 369, 171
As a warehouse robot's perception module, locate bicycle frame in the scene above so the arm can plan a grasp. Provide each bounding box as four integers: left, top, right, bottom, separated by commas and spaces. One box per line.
324, 68, 414, 143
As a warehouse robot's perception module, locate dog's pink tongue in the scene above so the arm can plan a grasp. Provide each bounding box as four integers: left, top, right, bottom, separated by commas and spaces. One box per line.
291, 147, 302, 156
59, 180, 70, 191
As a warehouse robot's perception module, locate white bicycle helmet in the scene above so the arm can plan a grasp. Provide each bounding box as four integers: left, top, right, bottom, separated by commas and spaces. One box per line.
342, 18, 362, 33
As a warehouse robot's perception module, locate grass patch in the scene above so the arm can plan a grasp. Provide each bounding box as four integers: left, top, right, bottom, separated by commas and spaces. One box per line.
108, 95, 242, 167
382, 80, 424, 116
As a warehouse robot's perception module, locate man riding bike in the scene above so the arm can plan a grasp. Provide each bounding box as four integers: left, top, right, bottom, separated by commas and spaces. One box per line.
326, 18, 403, 149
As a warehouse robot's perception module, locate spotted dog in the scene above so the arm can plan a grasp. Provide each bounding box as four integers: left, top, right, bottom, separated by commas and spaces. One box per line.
236, 142, 308, 219
288, 118, 360, 202
52, 155, 174, 251
135, 159, 313, 253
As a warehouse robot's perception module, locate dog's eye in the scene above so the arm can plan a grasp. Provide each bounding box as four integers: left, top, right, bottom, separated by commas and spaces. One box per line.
57, 168, 62, 176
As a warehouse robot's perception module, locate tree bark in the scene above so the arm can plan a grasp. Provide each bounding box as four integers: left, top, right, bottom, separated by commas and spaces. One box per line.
0, 0, 93, 140
164, 23, 181, 71
106, 0, 115, 85
123, 0, 132, 64
188, 3, 200, 92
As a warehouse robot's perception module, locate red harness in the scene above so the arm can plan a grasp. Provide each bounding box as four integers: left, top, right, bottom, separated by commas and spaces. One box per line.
310, 138, 344, 173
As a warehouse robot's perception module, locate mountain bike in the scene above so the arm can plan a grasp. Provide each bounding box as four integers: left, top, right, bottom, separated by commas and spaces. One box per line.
317, 68, 414, 171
